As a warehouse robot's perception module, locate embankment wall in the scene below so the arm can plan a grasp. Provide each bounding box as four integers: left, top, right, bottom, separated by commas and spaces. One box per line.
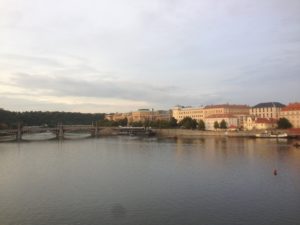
153, 129, 257, 138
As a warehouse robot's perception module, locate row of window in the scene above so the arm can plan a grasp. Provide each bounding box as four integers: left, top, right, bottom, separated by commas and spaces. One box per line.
251, 108, 277, 112
281, 111, 300, 115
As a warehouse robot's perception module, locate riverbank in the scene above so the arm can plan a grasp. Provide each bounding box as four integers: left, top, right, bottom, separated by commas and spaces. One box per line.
1, 127, 299, 142
153, 129, 254, 138
153, 129, 300, 139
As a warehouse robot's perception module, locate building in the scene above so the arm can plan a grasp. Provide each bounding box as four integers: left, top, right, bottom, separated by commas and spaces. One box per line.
244, 117, 277, 130
105, 113, 114, 121
204, 104, 250, 118
105, 112, 131, 121
280, 103, 300, 128
250, 102, 285, 120
106, 113, 126, 121
172, 104, 249, 129
203, 104, 250, 129
171, 106, 205, 122
204, 114, 238, 131
153, 110, 172, 121
172, 104, 249, 122
131, 109, 153, 122
106, 109, 171, 123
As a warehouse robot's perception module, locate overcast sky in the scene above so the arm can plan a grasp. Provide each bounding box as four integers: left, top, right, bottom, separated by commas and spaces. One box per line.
0, 0, 299, 113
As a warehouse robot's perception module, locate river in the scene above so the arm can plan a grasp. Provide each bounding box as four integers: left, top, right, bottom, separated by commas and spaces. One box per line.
0, 136, 300, 225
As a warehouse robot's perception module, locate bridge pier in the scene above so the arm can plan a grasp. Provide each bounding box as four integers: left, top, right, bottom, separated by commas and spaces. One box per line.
16, 123, 22, 141
57, 124, 64, 139
92, 122, 99, 137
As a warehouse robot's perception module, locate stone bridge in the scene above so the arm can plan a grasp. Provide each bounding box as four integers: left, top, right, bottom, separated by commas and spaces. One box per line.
0, 124, 104, 141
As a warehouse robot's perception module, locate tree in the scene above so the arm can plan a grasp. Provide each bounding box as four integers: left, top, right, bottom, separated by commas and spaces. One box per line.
214, 121, 219, 130
277, 117, 292, 129
169, 117, 178, 128
178, 117, 197, 129
220, 119, 227, 129
117, 118, 128, 126
0, 108, 105, 128
198, 119, 205, 130
158, 120, 170, 128
131, 121, 143, 127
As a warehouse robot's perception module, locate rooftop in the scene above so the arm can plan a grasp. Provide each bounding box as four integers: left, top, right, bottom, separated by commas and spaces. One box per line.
204, 104, 249, 109
281, 103, 300, 111
206, 114, 237, 119
252, 102, 285, 108
255, 118, 277, 124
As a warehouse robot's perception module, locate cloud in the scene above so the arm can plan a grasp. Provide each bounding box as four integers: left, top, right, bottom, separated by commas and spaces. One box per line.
0, 0, 300, 112
8, 72, 212, 106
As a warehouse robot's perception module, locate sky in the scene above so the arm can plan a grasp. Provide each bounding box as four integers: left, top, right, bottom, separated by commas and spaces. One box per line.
0, 0, 299, 113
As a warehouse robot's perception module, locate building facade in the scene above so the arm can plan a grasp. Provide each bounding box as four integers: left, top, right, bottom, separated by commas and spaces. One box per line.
244, 117, 277, 130
250, 102, 285, 120
280, 103, 300, 128
171, 106, 205, 122
106, 109, 171, 123
204, 104, 250, 118
204, 114, 238, 131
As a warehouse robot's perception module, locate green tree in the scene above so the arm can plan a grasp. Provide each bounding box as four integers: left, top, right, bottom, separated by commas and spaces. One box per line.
97, 119, 118, 127
277, 117, 292, 129
169, 117, 178, 128
158, 120, 170, 128
117, 118, 128, 126
198, 119, 205, 130
220, 119, 227, 129
0, 108, 105, 128
178, 117, 197, 129
131, 121, 144, 127
214, 121, 219, 130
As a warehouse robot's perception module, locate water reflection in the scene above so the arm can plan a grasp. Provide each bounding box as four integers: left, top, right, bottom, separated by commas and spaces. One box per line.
0, 136, 300, 225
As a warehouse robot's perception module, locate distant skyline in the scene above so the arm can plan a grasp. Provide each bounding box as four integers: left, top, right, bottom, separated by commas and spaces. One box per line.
1, 0, 299, 113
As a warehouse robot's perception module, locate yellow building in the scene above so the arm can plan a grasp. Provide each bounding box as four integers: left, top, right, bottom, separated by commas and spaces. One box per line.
131, 109, 153, 122
105, 112, 130, 121
106, 109, 171, 123
171, 106, 204, 122
153, 110, 171, 121
172, 104, 249, 128
204, 104, 250, 117
280, 103, 300, 128
250, 102, 285, 119
244, 116, 277, 130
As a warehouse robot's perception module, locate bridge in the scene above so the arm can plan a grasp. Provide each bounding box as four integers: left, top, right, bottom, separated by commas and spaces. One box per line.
0, 125, 156, 141
0, 124, 102, 141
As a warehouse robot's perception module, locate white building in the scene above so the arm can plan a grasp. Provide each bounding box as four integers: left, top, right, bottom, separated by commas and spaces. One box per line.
204, 114, 238, 131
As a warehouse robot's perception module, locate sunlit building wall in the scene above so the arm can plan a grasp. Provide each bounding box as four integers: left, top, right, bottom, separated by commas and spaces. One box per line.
250, 102, 285, 119
280, 103, 300, 128
204, 114, 238, 131
171, 106, 205, 122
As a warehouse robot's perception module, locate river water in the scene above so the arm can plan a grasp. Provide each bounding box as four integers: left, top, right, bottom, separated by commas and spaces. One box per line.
0, 136, 299, 225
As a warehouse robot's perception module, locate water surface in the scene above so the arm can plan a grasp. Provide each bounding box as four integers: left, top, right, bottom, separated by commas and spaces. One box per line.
0, 136, 299, 225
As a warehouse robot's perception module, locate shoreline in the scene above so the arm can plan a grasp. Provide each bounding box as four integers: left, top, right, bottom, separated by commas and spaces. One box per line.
153, 128, 300, 139
1, 128, 299, 142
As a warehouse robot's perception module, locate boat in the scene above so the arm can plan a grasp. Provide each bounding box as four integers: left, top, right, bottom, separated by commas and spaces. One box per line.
117, 126, 156, 137
293, 143, 300, 148
255, 131, 288, 138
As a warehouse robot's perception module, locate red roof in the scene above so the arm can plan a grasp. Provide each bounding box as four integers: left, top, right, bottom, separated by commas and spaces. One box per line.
281, 103, 300, 111
206, 114, 237, 119
204, 104, 249, 109
255, 118, 277, 124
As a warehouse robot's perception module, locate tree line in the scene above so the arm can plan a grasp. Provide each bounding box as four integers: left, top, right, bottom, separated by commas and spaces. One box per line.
0, 109, 104, 129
